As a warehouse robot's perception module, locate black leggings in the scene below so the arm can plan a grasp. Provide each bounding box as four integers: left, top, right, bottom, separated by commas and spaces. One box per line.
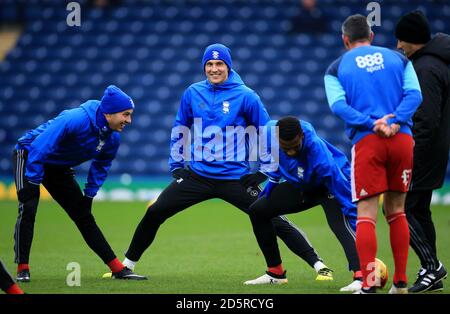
248, 182, 359, 271
125, 169, 322, 267
13, 149, 117, 265
405, 190, 439, 270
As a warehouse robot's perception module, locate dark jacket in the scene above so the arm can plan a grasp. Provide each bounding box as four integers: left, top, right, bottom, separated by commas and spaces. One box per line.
409, 33, 450, 191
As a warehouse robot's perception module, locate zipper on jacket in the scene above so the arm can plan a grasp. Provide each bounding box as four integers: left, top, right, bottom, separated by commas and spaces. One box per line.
210, 86, 216, 119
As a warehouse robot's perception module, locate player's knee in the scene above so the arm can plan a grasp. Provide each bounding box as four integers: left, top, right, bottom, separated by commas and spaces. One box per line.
144, 202, 169, 224
248, 200, 271, 221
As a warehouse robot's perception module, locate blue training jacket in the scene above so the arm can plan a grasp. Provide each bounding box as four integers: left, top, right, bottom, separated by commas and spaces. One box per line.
324, 45, 422, 144
16, 100, 120, 197
262, 119, 357, 227
169, 70, 270, 179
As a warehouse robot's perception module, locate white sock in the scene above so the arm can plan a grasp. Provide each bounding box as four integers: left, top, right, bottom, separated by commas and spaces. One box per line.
123, 258, 136, 271
314, 261, 327, 273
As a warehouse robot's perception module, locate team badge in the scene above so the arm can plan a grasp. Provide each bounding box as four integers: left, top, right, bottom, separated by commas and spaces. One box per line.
212, 50, 219, 59
401, 169, 412, 186
222, 101, 230, 114
297, 167, 304, 179
247, 187, 259, 197
96, 139, 105, 152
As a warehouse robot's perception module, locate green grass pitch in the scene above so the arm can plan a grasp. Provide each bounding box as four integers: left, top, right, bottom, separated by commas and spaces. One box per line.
0, 200, 449, 294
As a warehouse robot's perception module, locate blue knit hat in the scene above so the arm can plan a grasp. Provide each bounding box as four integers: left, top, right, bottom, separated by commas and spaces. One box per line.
100, 85, 134, 114
202, 43, 232, 71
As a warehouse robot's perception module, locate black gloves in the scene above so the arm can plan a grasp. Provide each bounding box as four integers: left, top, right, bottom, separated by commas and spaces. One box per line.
172, 168, 190, 180
239, 171, 267, 189
17, 181, 40, 203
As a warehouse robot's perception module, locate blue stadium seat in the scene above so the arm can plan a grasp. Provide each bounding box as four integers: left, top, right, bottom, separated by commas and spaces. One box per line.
0, 0, 448, 180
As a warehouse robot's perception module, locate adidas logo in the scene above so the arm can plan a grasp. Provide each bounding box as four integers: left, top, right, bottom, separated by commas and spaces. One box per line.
360, 189, 368, 197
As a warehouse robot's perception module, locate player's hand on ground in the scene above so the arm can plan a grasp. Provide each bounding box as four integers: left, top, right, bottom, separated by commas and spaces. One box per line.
239, 171, 267, 189
17, 180, 40, 203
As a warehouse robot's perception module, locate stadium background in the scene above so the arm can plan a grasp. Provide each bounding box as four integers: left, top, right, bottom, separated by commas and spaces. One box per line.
1, 0, 450, 202
0, 0, 449, 294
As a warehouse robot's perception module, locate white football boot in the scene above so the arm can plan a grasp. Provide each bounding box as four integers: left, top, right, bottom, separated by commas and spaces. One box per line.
340, 279, 363, 292
244, 271, 288, 285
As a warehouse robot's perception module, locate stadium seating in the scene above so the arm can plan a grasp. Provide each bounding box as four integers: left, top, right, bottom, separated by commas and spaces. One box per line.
1, 0, 449, 179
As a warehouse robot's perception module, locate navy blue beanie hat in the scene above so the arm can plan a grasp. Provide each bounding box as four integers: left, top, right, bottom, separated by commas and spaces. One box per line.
202, 43, 232, 71
100, 85, 134, 114
395, 10, 431, 44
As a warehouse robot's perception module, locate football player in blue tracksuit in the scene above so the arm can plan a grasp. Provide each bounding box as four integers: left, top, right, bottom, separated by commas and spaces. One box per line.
121, 44, 335, 281
13, 85, 146, 282
245, 117, 362, 292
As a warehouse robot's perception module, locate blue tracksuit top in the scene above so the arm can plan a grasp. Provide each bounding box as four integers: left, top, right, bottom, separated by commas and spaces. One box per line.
16, 100, 120, 197
324, 45, 422, 144
262, 119, 357, 227
169, 70, 270, 179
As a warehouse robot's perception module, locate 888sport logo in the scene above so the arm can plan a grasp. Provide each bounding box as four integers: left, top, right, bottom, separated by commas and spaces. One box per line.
355, 52, 385, 73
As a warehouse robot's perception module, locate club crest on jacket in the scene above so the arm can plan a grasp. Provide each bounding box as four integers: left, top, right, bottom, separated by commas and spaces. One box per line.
297, 167, 304, 179
222, 101, 230, 114
96, 139, 105, 152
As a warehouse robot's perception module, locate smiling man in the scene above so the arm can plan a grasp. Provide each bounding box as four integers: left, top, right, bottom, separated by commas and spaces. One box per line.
205, 59, 228, 84
13, 85, 146, 282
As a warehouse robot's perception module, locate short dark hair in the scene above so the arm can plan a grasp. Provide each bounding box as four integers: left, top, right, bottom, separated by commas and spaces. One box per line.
276, 116, 303, 141
341, 14, 371, 43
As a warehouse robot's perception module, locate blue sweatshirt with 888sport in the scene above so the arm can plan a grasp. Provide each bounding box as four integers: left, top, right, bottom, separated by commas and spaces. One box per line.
16, 100, 120, 197
324, 45, 422, 144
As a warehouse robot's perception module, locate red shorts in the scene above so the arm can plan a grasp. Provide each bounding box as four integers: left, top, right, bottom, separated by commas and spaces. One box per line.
351, 133, 414, 202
